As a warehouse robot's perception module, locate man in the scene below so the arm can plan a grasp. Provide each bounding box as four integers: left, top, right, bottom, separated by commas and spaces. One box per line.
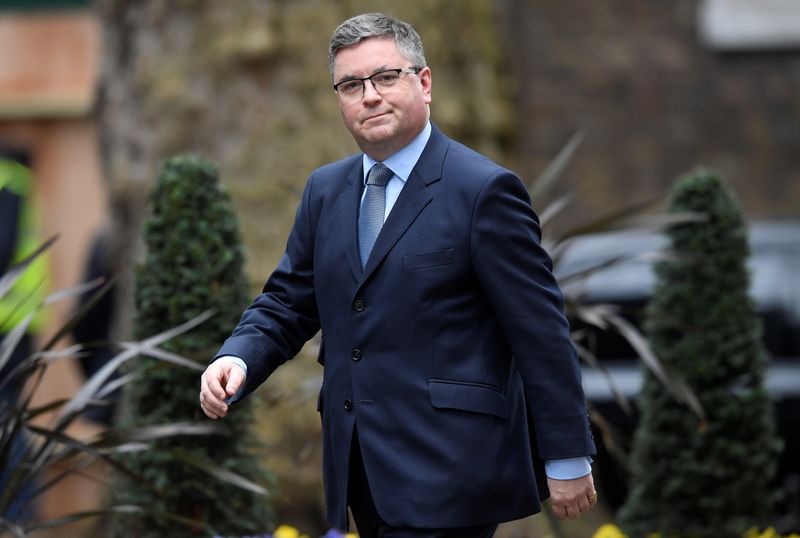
200, 13, 596, 537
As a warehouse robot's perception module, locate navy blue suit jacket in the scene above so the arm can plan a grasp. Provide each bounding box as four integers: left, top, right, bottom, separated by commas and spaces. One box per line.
215, 125, 595, 529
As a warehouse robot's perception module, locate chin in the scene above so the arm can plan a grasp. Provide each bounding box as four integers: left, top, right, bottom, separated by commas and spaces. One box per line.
360, 126, 395, 145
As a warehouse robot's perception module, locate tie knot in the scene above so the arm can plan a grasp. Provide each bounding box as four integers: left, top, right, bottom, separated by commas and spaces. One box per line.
366, 163, 393, 187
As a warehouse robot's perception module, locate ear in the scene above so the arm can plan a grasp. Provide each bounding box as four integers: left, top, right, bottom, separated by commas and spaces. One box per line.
419, 66, 432, 104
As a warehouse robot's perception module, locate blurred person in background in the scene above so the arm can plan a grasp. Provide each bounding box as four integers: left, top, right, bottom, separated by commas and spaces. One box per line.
201, 13, 597, 537
70, 225, 120, 427
0, 142, 48, 523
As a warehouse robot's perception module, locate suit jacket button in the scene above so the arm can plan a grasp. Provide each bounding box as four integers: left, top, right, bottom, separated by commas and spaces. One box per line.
344, 399, 353, 411
351, 349, 362, 361
353, 299, 365, 312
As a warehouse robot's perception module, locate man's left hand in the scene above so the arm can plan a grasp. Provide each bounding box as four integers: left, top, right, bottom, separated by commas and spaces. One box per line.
547, 473, 597, 519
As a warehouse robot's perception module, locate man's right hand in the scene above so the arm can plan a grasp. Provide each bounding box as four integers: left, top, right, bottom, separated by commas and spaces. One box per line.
199, 359, 245, 419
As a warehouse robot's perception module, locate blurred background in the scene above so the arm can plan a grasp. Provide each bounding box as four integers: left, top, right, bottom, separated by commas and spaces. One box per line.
1, 0, 798, 536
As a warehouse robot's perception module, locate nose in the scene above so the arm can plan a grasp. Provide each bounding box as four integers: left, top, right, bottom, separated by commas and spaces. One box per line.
361, 79, 382, 104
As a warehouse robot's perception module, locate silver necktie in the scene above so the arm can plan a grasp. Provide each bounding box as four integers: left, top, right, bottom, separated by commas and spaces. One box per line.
358, 163, 393, 268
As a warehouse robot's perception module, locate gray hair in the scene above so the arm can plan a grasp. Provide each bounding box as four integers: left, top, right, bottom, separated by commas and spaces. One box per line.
328, 13, 427, 78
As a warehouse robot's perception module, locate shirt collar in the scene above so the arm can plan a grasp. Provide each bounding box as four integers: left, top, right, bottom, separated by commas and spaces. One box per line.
362, 121, 432, 184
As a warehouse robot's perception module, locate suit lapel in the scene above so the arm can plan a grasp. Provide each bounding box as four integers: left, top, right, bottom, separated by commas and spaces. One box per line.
356, 124, 449, 290
337, 160, 364, 282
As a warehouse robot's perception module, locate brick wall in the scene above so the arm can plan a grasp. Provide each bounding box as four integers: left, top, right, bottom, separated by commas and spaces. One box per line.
501, 0, 800, 223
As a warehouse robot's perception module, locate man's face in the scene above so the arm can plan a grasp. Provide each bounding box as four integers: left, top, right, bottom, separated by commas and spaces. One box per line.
333, 38, 432, 161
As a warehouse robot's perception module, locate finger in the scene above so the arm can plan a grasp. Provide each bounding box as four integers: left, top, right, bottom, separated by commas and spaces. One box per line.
550, 498, 568, 519
588, 490, 598, 507
203, 365, 228, 400
200, 403, 220, 420
199, 385, 228, 418
565, 502, 580, 520
225, 365, 245, 397
577, 495, 591, 514
200, 366, 228, 418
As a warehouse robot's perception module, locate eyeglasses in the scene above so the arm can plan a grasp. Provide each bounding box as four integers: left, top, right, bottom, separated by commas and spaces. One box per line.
333, 67, 422, 101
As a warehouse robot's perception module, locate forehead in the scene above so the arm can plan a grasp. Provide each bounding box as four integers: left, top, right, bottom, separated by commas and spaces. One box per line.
333, 38, 407, 79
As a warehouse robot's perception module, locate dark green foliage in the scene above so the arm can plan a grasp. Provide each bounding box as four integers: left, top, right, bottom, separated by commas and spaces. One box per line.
111, 155, 272, 537
618, 170, 782, 537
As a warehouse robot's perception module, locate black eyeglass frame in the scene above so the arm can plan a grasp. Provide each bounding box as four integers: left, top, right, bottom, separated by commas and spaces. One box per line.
332, 66, 423, 96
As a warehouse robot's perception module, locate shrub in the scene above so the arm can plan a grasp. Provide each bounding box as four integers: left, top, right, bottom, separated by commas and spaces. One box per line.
110, 155, 273, 537
618, 169, 782, 537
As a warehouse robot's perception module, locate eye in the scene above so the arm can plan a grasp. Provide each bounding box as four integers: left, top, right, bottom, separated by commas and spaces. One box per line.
373, 72, 400, 84
338, 80, 362, 93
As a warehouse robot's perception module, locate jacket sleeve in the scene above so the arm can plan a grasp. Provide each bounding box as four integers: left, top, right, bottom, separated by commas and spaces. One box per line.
214, 174, 321, 399
469, 170, 595, 460
0, 188, 21, 273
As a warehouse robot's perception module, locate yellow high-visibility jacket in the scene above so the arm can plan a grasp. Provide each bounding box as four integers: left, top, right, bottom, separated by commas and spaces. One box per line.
0, 159, 49, 333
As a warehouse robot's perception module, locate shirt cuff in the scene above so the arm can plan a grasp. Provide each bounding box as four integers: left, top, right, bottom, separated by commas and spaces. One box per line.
215, 355, 247, 404
545, 456, 593, 480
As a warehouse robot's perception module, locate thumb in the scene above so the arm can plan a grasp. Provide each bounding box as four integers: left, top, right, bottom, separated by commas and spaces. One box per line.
225, 364, 245, 397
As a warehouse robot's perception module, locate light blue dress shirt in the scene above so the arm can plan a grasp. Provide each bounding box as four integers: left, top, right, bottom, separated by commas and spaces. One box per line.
217, 120, 591, 480
360, 121, 432, 220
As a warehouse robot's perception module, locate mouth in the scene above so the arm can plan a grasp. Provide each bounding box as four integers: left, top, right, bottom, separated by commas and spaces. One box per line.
362, 111, 389, 123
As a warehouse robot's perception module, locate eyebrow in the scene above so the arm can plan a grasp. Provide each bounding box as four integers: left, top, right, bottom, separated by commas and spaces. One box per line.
335, 65, 392, 83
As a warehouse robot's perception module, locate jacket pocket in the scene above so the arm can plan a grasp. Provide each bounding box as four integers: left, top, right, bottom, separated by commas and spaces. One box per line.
427, 379, 507, 419
403, 248, 455, 271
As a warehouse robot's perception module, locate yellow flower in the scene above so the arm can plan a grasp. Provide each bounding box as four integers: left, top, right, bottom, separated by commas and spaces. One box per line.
745, 528, 779, 538
593, 524, 628, 538
745, 527, 798, 538
273, 525, 309, 538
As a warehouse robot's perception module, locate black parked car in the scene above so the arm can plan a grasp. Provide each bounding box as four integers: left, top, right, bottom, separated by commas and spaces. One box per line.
555, 221, 800, 514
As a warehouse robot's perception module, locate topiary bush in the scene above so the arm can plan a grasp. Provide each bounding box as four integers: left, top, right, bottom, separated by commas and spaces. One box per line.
111, 155, 273, 537
618, 169, 782, 537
